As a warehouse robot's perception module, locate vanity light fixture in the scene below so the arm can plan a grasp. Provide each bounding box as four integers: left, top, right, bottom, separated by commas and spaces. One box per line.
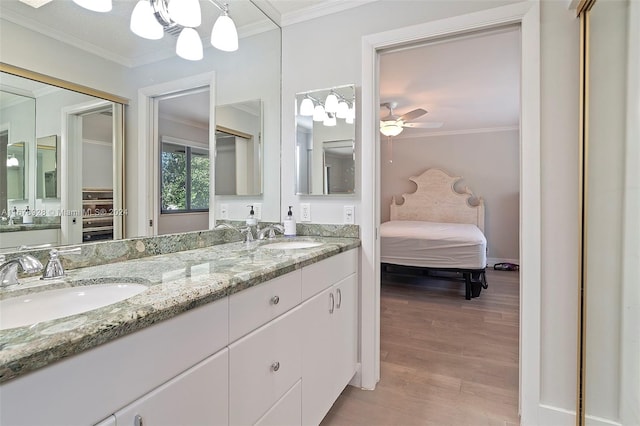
323, 112, 337, 127
6, 155, 19, 168
76, 0, 240, 61
312, 104, 326, 122
72, 0, 112, 13
336, 99, 349, 119
299, 96, 315, 116
324, 91, 339, 113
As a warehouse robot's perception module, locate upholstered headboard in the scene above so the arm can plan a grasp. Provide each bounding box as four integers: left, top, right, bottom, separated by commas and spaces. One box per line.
390, 168, 485, 233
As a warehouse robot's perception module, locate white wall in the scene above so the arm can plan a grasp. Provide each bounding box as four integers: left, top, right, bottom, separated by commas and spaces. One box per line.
283, 0, 580, 424
380, 129, 520, 262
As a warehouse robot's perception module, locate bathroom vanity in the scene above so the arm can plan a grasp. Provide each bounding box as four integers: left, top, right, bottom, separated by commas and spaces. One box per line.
0, 237, 359, 426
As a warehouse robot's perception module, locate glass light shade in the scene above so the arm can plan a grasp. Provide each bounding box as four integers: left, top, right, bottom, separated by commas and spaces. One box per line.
345, 115, 354, 124
211, 14, 238, 52
324, 93, 339, 113
176, 28, 203, 61
130, 0, 163, 40
300, 98, 315, 116
324, 113, 337, 127
312, 105, 326, 122
380, 120, 403, 137
336, 101, 349, 118
168, 0, 201, 28
6, 156, 19, 167
72, 0, 112, 12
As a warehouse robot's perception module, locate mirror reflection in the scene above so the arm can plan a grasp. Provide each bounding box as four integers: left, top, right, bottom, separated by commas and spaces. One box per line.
295, 85, 356, 195
215, 99, 263, 196
0, 71, 124, 249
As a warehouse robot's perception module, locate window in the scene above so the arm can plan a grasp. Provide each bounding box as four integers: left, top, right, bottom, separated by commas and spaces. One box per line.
161, 142, 209, 213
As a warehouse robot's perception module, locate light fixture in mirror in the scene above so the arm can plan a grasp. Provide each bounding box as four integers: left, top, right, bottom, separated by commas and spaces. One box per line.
295, 85, 355, 195
215, 99, 263, 196
36, 135, 57, 199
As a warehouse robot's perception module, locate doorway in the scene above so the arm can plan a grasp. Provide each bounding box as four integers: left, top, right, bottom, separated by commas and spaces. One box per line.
359, 2, 541, 421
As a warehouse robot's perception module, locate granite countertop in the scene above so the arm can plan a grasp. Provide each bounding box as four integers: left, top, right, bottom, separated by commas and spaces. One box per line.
0, 223, 61, 233
0, 236, 360, 384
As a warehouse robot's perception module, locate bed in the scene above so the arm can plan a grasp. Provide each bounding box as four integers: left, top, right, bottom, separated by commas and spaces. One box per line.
380, 168, 488, 300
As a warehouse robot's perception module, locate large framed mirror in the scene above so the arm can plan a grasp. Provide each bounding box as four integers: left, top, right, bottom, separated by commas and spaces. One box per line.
578, 0, 639, 424
0, 65, 127, 250
295, 84, 356, 195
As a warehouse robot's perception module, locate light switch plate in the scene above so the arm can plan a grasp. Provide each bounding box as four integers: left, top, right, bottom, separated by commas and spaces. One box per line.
344, 205, 355, 224
300, 203, 311, 222
253, 203, 262, 220
220, 204, 229, 220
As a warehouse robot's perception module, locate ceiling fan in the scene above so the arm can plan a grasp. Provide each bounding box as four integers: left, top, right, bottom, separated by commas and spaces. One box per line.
379, 102, 443, 137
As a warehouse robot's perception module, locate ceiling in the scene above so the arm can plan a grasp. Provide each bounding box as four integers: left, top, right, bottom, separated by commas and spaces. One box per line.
379, 25, 521, 138
0, 0, 372, 67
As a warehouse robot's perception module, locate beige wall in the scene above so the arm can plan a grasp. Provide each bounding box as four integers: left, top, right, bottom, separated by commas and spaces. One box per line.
380, 129, 520, 262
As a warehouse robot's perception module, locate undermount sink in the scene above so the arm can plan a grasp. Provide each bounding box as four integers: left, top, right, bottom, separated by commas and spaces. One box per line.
0, 283, 148, 330
261, 240, 323, 250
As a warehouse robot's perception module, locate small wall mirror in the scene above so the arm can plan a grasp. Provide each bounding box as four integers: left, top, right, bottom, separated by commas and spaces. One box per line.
295, 84, 355, 195
215, 99, 263, 196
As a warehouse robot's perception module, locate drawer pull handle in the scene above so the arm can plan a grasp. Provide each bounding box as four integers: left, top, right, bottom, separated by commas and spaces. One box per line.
134, 415, 143, 426
336, 288, 342, 309
329, 292, 335, 314
271, 295, 280, 305
271, 361, 280, 372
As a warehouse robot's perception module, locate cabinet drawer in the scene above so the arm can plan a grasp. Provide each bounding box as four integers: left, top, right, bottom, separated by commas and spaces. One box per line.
114, 349, 229, 426
229, 306, 303, 425
255, 380, 301, 426
301, 249, 357, 300
229, 269, 301, 341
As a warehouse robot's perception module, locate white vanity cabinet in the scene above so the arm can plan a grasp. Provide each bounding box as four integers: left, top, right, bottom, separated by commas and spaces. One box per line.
113, 348, 229, 426
0, 247, 359, 426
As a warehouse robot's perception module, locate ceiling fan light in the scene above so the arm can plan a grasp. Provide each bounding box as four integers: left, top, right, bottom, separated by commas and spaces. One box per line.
324, 113, 337, 127
300, 97, 314, 116
324, 93, 339, 113
72, 0, 112, 12
380, 120, 403, 137
168, 0, 201, 28
312, 105, 326, 122
130, 0, 164, 40
211, 13, 238, 52
176, 28, 203, 61
336, 101, 349, 118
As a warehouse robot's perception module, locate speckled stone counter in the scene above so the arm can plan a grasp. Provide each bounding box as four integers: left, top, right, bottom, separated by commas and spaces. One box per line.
0, 236, 360, 384
0, 223, 61, 233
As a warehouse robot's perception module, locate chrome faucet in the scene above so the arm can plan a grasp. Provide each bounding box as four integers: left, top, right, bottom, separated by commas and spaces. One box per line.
257, 224, 284, 240
41, 247, 82, 280
0, 254, 44, 287
215, 223, 255, 243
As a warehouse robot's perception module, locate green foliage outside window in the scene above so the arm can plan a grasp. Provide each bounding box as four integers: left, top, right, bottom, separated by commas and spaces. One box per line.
161, 142, 209, 212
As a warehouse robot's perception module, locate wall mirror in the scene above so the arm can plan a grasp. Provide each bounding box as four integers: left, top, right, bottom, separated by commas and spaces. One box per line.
215, 99, 263, 196
295, 84, 356, 195
578, 0, 639, 424
0, 67, 126, 250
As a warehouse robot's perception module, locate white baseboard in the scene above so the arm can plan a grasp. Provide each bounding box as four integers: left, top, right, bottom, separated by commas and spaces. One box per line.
537, 404, 575, 426
585, 414, 622, 426
487, 257, 520, 268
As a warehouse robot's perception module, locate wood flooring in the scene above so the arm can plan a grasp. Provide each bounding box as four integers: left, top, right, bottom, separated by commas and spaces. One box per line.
321, 268, 520, 426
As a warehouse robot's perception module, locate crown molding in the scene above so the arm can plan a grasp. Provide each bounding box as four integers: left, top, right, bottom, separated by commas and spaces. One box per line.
390, 125, 519, 140
278, 0, 379, 27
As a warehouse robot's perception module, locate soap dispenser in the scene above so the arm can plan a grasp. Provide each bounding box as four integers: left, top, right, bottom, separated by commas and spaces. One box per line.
284, 206, 296, 237
246, 205, 258, 227
23, 206, 33, 224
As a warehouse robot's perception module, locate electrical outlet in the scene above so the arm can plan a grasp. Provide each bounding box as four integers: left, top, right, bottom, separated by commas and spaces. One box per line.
220, 204, 228, 220
253, 203, 262, 220
344, 205, 355, 224
300, 203, 311, 222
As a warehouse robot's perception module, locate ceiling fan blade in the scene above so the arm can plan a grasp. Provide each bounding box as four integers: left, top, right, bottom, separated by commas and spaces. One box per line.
403, 122, 444, 129
398, 108, 427, 122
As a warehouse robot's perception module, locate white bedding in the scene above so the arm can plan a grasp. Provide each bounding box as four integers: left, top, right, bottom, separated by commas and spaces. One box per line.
380, 220, 487, 269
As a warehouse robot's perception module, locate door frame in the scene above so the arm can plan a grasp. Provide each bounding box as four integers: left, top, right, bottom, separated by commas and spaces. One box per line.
137, 72, 216, 236
359, 1, 540, 423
